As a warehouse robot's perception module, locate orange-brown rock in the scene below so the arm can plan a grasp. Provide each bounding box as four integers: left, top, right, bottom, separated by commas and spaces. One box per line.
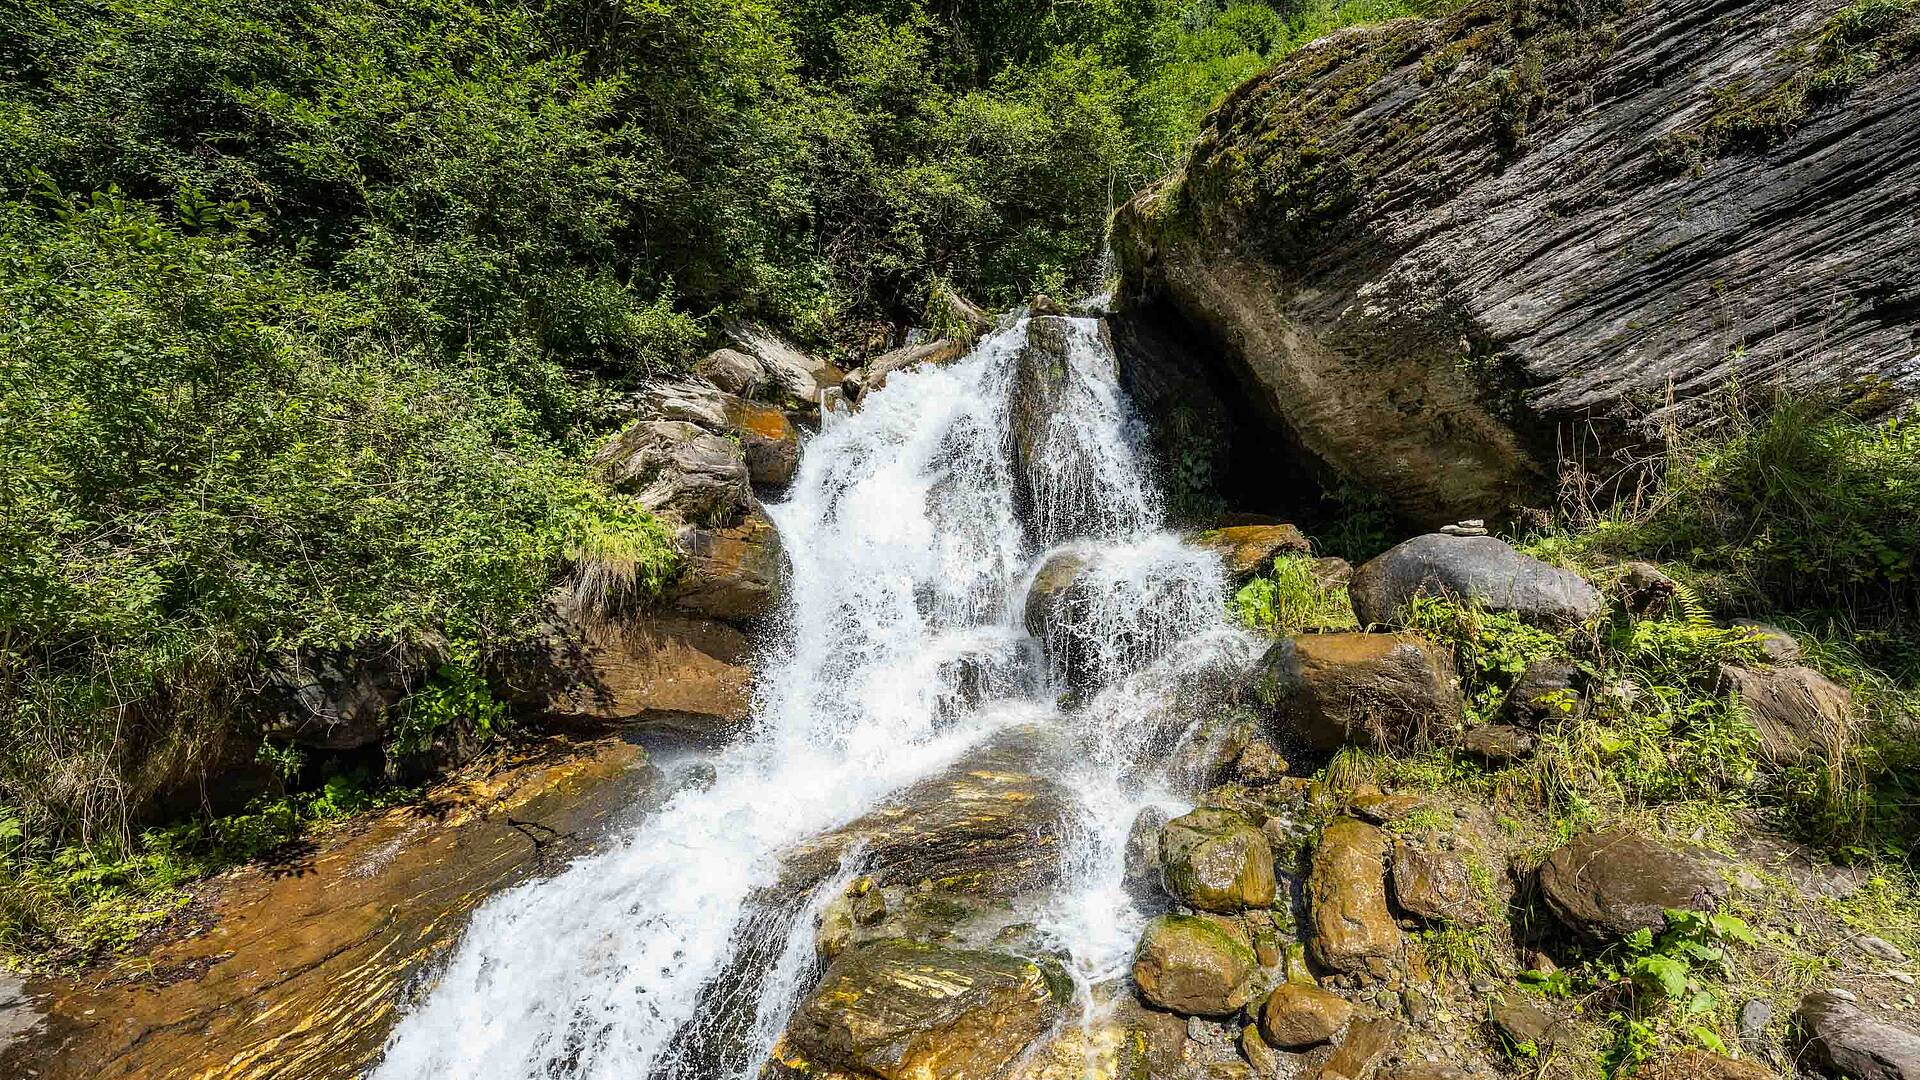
1251, 632, 1460, 751
0, 738, 654, 1080
1192, 523, 1312, 583
502, 611, 753, 733
1308, 818, 1400, 980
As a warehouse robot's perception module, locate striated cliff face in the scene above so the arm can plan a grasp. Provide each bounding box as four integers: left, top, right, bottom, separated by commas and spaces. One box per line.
1116, 0, 1920, 526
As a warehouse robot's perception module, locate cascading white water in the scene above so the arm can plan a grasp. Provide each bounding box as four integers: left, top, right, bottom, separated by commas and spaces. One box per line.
371, 313, 1257, 1080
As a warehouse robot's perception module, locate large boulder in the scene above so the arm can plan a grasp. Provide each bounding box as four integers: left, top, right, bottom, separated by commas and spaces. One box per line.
1349, 535, 1602, 629
668, 506, 784, 624
1535, 830, 1729, 943
693, 346, 766, 399
861, 338, 969, 396
592, 419, 751, 527
1720, 663, 1853, 765
780, 940, 1067, 1080
1114, 0, 1920, 526
1795, 990, 1920, 1080
496, 612, 752, 734
1307, 818, 1399, 980
1249, 632, 1460, 751
1131, 915, 1259, 1016
1190, 523, 1313, 584
1159, 808, 1277, 913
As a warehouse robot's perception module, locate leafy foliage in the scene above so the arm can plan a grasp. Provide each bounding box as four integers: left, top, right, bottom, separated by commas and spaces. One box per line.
1232, 553, 1356, 633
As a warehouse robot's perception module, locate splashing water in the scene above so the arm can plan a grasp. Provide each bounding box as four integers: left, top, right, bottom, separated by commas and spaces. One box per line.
371, 314, 1259, 1080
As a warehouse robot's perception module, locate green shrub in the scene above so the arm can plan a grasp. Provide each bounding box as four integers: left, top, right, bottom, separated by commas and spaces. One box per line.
0, 189, 664, 847
1232, 553, 1356, 633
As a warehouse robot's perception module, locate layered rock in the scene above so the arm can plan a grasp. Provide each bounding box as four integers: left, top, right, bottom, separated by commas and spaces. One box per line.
1349, 535, 1601, 629
498, 613, 753, 734
781, 726, 1073, 899
1720, 662, 1853, 764
1795, 990, 1920, 1080
1115, 0, 1920, 525
1250, 631, 1460, 751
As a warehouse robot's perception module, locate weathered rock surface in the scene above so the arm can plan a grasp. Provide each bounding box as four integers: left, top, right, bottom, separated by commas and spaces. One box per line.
694, 346, 768, 398
259, 644, 434, 750
1795, 990, 1920, 1080
1732, 620, 1803, 664
1124, 805, 1170, 897
1191, 523, 1313, 584
1308, 817, 1400, 979
1536, 830, 1729, 943
862, 338, 969, 396
669, 506, 785, 623
1115, 0, 1920, 526
636, 378, 802, 487
1160, 808, 1278, 913
1008, 316, 1079, 510
1322, 1016, 1404, 1080
1349, 535, 1601, 629
0, 737, 655, 1080
727, 320, 839, 404
1251, 632, 1460, 751
780, 940, 1066, 1080
500, 612, 753, 733
1259, 984, 1353, 1049
1720, 663, 1852, 764
1132, 915, 1260, 1016
1490, 998, 1573, 1057
593, 419, 752, 527
1460, 724, 1535, 764
1390, 837, 1488, 926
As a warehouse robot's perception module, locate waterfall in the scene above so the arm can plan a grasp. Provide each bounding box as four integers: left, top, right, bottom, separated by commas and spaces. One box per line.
370, 314, 1257, 1080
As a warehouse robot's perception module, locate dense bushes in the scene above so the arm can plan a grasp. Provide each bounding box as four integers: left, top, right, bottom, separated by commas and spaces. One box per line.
0, 189, 674, 850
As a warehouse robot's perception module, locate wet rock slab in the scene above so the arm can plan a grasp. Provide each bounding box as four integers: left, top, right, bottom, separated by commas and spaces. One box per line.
0, 736, 656, 1080
780, 725, 1074, 900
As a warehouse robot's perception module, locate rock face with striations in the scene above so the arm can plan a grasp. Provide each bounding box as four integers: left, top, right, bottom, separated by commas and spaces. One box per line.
1114, 0, 1920, 525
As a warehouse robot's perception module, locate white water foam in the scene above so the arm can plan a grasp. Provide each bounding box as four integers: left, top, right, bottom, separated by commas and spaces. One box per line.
371, 314, 1259, 1080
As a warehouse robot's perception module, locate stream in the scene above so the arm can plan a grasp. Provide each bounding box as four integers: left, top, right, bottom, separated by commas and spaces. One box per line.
371, 312, 1261, 1080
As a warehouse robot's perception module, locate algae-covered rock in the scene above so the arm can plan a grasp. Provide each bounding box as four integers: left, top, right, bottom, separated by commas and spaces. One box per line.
1160, 808, 1277, 913
1131, 915, 1259, 1017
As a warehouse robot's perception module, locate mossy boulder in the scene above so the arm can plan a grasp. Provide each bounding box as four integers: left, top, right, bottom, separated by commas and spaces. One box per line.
1131, 914, 1260, 1016
1160, 807, 1277, 913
